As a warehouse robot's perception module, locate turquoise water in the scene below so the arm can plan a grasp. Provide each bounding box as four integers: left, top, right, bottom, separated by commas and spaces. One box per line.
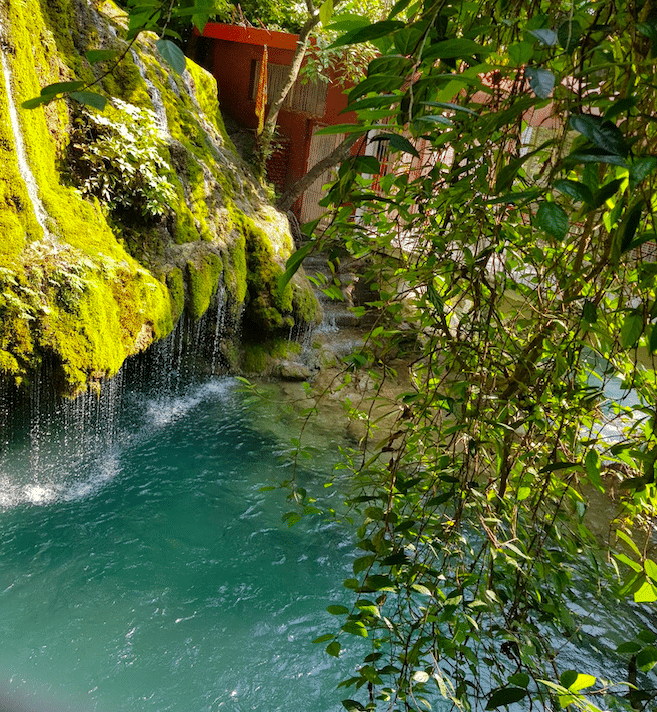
0, 342, 655, 712
0, 372, 360, 712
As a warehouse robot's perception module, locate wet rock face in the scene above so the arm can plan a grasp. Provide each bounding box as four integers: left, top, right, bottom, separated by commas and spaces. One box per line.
0, 0, 319, 394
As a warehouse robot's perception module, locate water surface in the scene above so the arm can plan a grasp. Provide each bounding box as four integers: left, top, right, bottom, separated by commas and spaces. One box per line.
0, 375, 360, 712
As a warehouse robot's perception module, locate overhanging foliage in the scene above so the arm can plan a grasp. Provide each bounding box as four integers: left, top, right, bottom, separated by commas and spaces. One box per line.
283, 0, 657, 710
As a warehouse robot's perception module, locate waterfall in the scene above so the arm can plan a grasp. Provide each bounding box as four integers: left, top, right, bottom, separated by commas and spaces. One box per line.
0, 33, 51, 238
0, 297, 239, 509
131, 50, 170, 135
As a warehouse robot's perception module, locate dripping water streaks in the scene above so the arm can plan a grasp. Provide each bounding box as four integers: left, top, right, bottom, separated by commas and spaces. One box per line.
0, 27, 51, 237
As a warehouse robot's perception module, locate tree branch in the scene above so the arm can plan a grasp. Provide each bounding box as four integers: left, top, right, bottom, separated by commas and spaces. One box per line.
276, 132, 362, 212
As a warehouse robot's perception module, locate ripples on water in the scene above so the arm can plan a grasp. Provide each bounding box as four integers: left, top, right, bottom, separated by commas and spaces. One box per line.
0, 373, 362, 712
0, 359, 655, 712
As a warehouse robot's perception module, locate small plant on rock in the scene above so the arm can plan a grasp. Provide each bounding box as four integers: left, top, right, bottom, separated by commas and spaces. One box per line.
66, 99, 176, 222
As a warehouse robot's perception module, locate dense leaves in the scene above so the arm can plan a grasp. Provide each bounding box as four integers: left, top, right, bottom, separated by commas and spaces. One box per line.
284, 0, 657, 711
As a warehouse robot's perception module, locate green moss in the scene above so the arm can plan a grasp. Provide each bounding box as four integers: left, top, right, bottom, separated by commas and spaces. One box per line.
223, 231, 247, 305
0, 210, 26, 258
0, 0, 175, 392
173, 198, 201, 244
241, 337, 301, 374
185, 60, 233, 147
186, 252, 223, 321
166, 267, 185, 322
0, 349, 20, 376
239, 215, 320, 336
0, 0, 317, 392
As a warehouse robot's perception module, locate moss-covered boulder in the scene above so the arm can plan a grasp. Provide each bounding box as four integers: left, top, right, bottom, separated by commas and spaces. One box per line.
0, 0, 319, 394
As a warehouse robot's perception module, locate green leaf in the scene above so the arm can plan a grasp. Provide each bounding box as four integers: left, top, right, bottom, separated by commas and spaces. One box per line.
617, 642, 643, 654
569, 115, 629, 157
41, 81, 85, 96
525, 67, 554, 99
393, 24, 424, 55
620, 312, 643, 348
620, 201, 644, 253
553, 179, 593, 205
582, 301, 597, 325
353, 555, 376, 574
650, 324, 657, 353
69, 91, 107, 111
617, 529, 642, 556
327, 605, 350, 615
606, 96, 637, 120
592, 178, 625, 209
342, 700, 366, 711
342, 94, 401, 114
536, 202, 568, 239
423, 101, 478, 115
368, 54, 413, 76
636, 646, 657, 670
422, 38, 490, 61
278, 241, 315, 297
326, 641, 342, 657
634, 582, 657, 604
331, 20, 405, 48
559, 670, 578, 689
388, 0, 413, 19
314, 124, 373, 136
485, 687, 527, 710
508, 673, 530, 688
85, 49, 118, 64
645, 559, 657, 582
326, 14, 369, 31
584, 448, 603, 489
558, 20, 581, 52
569, 674, 596, 692
371, 133, 419, 158
353, 156, 381, 174
528, 28, 558, 46
21, 95, 52, 109
313, 633, 336, 643
566, 149, 628, 167
630, 156, 657, 184
155, 39, 186, 75
319, 0, 334, 26
348, 74, 405, 102
615, 553, 642, 572
508, 41, 533, 67
341, 620, 368, 637
362, 574, 396, 592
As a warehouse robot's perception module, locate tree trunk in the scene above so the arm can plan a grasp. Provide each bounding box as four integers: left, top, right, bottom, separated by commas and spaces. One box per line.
254, 1, 321, 175
276, 132, 362, 212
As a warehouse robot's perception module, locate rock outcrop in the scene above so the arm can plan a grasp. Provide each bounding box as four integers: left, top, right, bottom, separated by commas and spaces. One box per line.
0, 0, 320, 395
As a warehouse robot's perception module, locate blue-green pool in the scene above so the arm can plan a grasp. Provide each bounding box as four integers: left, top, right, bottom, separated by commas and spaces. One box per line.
0, 371, 360, 712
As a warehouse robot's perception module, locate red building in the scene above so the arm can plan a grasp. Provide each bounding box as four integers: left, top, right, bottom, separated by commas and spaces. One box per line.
193, 23, 358, 222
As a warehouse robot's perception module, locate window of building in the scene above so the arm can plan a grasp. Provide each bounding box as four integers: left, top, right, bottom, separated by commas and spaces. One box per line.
250, 60, 327, 117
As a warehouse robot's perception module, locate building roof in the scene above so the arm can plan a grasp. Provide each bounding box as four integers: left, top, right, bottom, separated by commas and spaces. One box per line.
200, 23, 300, 51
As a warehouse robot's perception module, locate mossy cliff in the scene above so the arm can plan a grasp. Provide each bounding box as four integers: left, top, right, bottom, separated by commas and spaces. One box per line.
0, 0, 320, 394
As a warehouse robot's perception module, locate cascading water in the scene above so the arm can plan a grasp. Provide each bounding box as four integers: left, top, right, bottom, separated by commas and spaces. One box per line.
131, 50, 170, 135
0, 28, 51, 238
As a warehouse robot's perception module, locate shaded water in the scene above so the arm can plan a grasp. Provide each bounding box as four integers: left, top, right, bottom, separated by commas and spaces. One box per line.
0, 364, 362, 712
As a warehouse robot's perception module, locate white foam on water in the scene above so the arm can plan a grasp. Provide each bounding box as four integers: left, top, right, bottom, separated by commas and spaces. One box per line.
0, 378, 239, 509
143, 378, 235, 429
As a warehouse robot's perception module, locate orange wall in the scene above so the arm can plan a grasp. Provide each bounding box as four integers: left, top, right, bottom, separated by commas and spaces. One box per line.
198, 28, 357, 211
